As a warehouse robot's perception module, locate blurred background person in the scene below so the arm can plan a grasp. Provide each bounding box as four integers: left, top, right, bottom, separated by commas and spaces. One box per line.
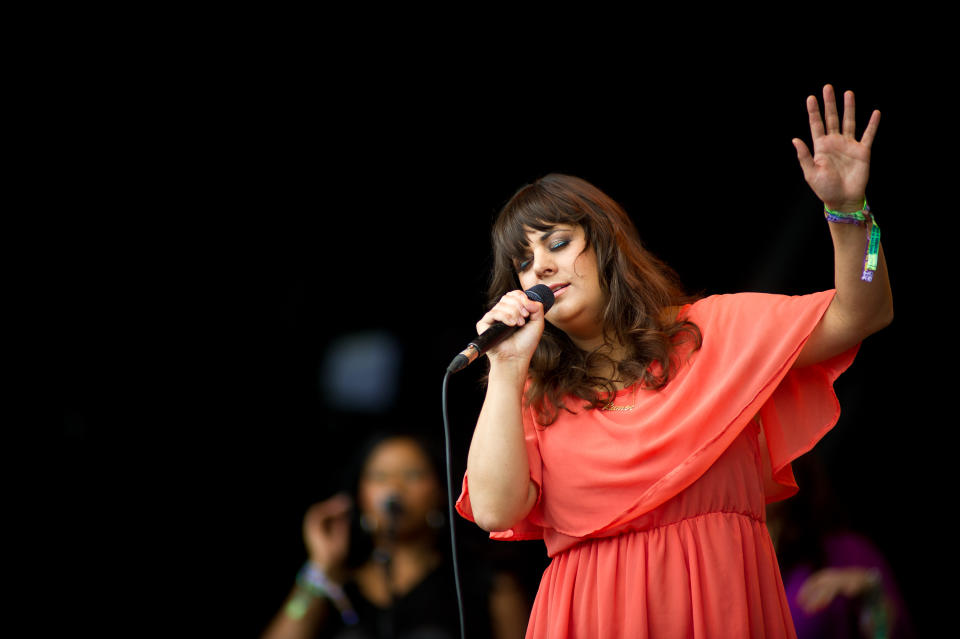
766, 451, 916, 638
261, 431, 530, 639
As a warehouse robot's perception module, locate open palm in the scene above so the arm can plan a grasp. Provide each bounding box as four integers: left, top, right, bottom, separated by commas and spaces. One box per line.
793, 85, 881, 212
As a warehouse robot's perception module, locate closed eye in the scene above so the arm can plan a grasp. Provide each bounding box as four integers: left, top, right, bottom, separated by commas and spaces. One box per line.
515, 238, 570, 272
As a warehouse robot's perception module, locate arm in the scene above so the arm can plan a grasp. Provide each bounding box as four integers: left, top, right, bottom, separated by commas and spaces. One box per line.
791, 85, 893, 368
261, 583, 335, 639
261, 495, 353, 639
465, 291, 542, 532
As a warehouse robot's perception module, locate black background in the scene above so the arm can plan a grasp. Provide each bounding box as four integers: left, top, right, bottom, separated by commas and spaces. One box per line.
49, 31, 948, 636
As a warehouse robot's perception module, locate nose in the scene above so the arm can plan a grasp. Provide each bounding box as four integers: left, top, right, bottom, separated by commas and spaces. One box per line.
533, 247, 556, 279
383, 474, 407, 496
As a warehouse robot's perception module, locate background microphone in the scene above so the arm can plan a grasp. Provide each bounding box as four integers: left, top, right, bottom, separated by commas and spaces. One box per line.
383, 494, 404, 539
383, 494, 404, 519
446, 284, 555, 373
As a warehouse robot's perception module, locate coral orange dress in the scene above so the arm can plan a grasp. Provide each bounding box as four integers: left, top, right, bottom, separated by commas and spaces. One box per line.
457, 291, 859, 638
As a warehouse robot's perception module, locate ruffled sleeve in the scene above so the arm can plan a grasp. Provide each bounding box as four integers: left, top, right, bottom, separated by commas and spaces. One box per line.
457, 290, 858, 545
757, 346, 858, 502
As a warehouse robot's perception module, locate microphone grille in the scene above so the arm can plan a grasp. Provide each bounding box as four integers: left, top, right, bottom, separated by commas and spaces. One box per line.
524, 284, 555, 313
383, 495, 404, 516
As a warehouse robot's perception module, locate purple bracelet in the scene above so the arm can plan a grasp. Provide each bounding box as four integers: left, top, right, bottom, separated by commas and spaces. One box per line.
296, 561, 359, 625
824, 200, 881, 282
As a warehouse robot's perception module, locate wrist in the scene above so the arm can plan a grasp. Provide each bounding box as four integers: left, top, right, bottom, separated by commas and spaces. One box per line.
487, 356, 530, 387
294, 561, 358, 625
823, 199, 880, 282
824, 197, 867, 214
862, 567, 883, 593
306, 558, 346, 585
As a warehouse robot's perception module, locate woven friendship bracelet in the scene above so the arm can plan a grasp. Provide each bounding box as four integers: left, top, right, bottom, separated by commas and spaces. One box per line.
294, 561, 359, 625
824, 200, 881, 282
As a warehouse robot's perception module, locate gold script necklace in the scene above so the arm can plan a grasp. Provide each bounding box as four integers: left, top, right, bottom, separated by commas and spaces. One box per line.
601, 383, 638, 411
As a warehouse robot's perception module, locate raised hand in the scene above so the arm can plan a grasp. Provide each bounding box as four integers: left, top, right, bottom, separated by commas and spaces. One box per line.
793, 84, 881, 212
302, 493, 353, 581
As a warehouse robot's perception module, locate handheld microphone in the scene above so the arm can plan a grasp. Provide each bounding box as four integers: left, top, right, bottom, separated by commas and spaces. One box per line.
446, 284, 555, 373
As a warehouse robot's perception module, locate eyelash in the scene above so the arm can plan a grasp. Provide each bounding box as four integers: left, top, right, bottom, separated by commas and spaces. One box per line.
517, 239, 569, 271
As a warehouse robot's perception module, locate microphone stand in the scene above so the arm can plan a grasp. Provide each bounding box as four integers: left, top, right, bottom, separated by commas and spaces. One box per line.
374, 496, 403, 639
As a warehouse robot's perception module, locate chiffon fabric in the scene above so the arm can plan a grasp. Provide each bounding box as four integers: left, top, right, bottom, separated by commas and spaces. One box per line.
457, 291, 859, 638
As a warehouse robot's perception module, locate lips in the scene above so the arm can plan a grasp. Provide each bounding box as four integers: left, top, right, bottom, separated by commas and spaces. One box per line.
549, 282, 571, 297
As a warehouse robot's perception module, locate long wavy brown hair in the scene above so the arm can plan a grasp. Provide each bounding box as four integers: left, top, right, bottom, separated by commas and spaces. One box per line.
488, 173, 702, 425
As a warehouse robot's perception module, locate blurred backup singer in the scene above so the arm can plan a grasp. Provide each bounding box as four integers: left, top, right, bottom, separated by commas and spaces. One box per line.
455, 85, 892, 638
262, 433, 530, 639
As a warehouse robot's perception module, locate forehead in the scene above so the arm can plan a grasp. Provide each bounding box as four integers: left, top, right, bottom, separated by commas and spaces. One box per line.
365, 438, 430, 469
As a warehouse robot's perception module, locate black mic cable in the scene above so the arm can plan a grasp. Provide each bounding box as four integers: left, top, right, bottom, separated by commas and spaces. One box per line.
440, 284, 555, 639
441, 369, 466, 639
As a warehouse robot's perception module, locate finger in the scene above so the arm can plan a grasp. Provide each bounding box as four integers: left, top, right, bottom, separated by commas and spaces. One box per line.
477, 312, 512, 334
842, 90, 856, 139
479, 297, 527, 332
503, 292, 535, 322
860, 109, 881, 149
501, 290, 545, 323
797, 572, 826, 601
807, 95, 824, 141
823, 84, 840, 134
792, 138, 815, 176
800, 592, 830, 613
327, 511, 351, 538
527, 299, 545, 320
506, 290, 534, 315
308, 494, 353, 521
797, 581, 827, 612
806, 94, 825, 141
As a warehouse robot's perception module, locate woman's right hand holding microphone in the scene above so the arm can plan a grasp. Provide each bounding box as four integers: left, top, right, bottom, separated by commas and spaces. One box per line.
476, 290, 547, 368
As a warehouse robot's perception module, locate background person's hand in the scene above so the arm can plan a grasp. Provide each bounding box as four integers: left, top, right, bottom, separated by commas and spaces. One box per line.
796, 566, 881, 614
302, 493, 353, 582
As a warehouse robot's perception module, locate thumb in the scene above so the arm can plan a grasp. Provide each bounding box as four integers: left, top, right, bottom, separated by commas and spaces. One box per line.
792, 138, 815, 177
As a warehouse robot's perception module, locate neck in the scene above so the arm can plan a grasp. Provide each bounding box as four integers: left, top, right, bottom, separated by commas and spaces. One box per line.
358, 536, 442, 603
568, 334, 605, 352
565, 323, 618, 352
373, 533, 438, 562
569, 334, 627, 362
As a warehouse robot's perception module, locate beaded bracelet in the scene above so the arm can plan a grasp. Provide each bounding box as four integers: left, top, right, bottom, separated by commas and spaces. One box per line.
823, 199, 881, 282
287, 561, 359, 625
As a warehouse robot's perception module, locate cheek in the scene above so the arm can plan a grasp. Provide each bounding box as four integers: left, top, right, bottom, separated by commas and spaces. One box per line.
574, 254, 604, 302
572, 252, 598, 282
358, 482, 383, 512
408, 481, 440, 509
517, 271, 536, 290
